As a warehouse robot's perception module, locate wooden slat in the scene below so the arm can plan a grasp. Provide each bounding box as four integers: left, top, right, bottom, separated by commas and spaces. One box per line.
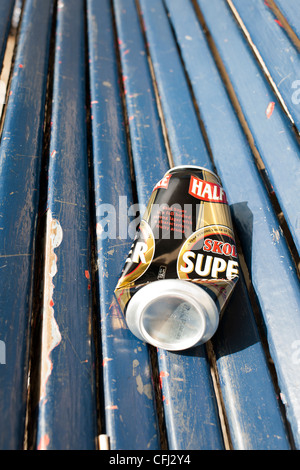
168, 0, 300, 448
137, 0, 211, 166
0, 0, 54, 450
213, 269, 290, 449
142, 0, 290, 450
112, 0, 169, 203
228, 0, 300, 130
86, 0, 160, 450
34, 0, 98, 450
113, 0, 225, 450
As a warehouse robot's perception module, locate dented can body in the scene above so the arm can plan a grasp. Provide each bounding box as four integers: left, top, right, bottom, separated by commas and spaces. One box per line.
114, 166, 239, 351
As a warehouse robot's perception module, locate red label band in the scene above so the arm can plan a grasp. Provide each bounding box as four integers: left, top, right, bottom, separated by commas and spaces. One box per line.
203, 238, 237, 258
153, 174, 172, 191
189, 175, 227, 203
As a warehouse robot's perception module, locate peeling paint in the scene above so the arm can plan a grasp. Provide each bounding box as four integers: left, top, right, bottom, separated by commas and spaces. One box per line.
134, 374, 153, 399
142, 382, 153, 400
132, 359, 140, 374
136, 374, 144, 394
132, 359, 153, 398
39, 211, 63, 403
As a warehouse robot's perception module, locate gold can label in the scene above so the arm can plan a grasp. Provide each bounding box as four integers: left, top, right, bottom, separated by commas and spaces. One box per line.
115, 166, 239, 316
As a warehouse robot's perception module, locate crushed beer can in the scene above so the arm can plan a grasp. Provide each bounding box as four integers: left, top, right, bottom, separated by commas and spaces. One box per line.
114, 165, 239, 351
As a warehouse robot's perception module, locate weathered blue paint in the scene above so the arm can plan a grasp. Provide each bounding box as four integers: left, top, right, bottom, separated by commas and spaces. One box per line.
86, 0, 160, 450
139, 0, 211, 167
35, 0, 98, 450
197, 0, 300, 257
142, 0, 290, 450
113, 0, 225, 450
275, 0, 300, 40
0, 0, 15, 74
113, 0, 169, 204
167, 0, 299, 448
213, 269, 290, 449
0, 0, 54, 450
229, 0, 300, 129
0, 0, 298, 452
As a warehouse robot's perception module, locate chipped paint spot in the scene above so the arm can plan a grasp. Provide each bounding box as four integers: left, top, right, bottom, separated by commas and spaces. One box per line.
274, 19, 283, 27
271, 227, 281, 244
85, 267, 91, 288
106, 404, 118, 410
102, 357, 113, 366
162, 395, 170, 405
159, 371, 169, 389
39, 212, 63, 403
266, 101, 275, 119
37, 434, 50, 450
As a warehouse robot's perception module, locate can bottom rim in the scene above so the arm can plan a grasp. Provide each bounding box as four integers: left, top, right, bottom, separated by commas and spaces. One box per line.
125, 279, 219, 351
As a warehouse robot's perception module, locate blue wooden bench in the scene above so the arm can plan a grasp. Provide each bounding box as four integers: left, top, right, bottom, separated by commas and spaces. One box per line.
0, 0, 299, 451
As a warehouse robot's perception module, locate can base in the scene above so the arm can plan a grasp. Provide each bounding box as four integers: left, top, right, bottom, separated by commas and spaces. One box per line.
125, 279, 219, 351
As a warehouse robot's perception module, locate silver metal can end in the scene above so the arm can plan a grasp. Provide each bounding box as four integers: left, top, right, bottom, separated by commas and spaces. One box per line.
125, 279, 219, 351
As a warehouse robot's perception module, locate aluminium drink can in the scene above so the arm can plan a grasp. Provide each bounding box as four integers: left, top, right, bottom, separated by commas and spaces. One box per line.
114, 165, 239, 351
